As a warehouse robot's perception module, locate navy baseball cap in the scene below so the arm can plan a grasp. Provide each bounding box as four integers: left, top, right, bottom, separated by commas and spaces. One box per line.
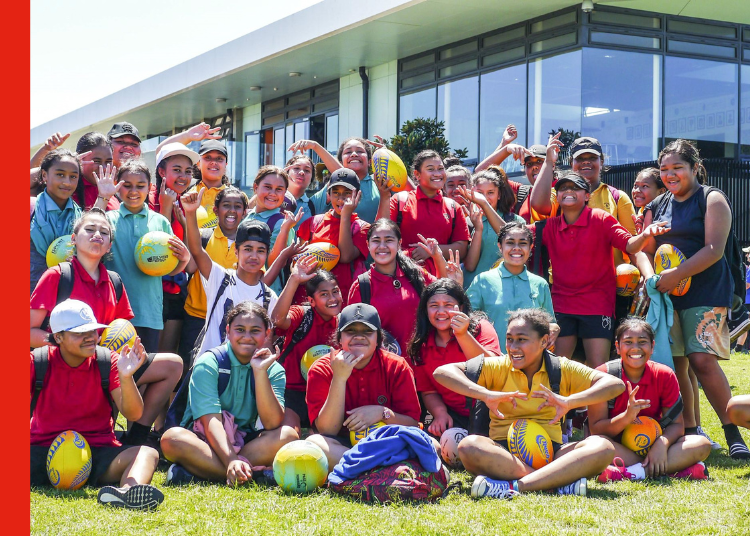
570, 137, 602, 159
236, 219, 271, 248
198, 139, 228, 157
107, 122, 141, 142
327, 168, 360, 192
554, 174, 590, 193
524, 144, 547, 163
338, 303, 381, 332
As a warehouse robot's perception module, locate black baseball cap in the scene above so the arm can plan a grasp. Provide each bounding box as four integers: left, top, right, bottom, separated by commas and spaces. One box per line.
555, 174, 590, 193
236, 219, 271, 248
524, 144, 547, 163
338, 303, 381, 332
570, 137, 602, 159
198, 139, 228, 157
327, 168, 360, 192
107, 122, 141, 142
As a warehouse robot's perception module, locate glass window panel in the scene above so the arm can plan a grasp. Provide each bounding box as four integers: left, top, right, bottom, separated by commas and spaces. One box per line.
483, 26, 525, 48
528, 50, 582, 162
589, 10, 660, 29
326, 114, 339, 153
261, 129, 274, 166
530, 11, 577, 34
244, 133, 260, 187
313, 98, 338, 113
440, 41, 477, 60
740, 65, 750, 156
745, 47, 750, 62
274, 127, 285, 167
439, 59, 477, 78
438, 76, 479, 159
295, 122, 308, 144
264, 99, 284, 112
400, 87, 437, 125
285, 124, 294, 161
262, 112, 284, 126
402, 53, 435, 72
590, 31, 660, 49
482, 46, 525, 68
745, 28, 750, 42
668, 39, 736, 59
665, 56, 738, 158
530, 32, 577, 54
286, 106, 310, 120
401, 71, 435, 89
581, 48, 661, 165
480, 64, 527, 174
668, 20, 736, 39
288, 92, 309, 105
314, 83, 338, 98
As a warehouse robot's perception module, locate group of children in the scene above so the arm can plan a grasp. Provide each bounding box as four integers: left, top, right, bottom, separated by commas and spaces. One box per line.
29, 121, 750, 509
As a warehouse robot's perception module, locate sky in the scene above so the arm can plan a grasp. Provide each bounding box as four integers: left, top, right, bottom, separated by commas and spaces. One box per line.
30, 0, 322, 128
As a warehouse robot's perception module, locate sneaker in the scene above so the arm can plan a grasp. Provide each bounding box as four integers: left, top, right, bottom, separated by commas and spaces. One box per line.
728, 440, 750, 460
669, 462, 709, 480
251, 467, 277, 487
597, 457, 640, 483
165, 463, 203, 486
97, 484, 164, 510
557, 477, 587, 496
471, 476, 519, 499
729, 307, 750, 343
697, 427, 722, 450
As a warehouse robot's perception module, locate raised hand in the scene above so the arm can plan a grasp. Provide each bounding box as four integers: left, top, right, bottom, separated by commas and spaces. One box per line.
250, 346, 280, 372
447, 308, 470, 336
93, 164, 119, 200
159, 179, 178, 210
373, 172, 392, 196
291, 253, 319, 282
446, 249, 463, 286
117, 337, 147, 378
180, 189, 205, 214
186, 122, 222, 142
414, 233, 441, 260
623, 382, 651, 421
281, 238, 308, 262
546, 132, 564, 164
341, 190, 361, 219
44, 132, 70, 151
632, 213, 644, 235
288, 139, 319, 154
501, 125, 518, 147
281, 209, 303, 230
468, 203, 484, 229
505, 144, 533, 162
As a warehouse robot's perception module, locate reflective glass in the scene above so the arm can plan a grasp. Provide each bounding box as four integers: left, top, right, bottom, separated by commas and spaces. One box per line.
741, 65, 750, 157
438, 76, 479, 159
326, 114, 339, 153
480, 64, 527, 174
581, 48, 661, 165
274, 127, 285, 167
244, 133, 260, 187
400, 87, 437, 124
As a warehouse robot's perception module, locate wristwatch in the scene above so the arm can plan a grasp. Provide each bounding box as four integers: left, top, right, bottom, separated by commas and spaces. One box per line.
382, 407, 394, 421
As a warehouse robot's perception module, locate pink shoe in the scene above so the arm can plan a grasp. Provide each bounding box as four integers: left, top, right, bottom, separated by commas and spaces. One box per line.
669, 462, 709, 480
597, 457, 638, 483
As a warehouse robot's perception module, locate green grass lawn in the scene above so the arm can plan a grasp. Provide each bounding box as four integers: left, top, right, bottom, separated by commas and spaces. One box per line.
31, 353, 750, 535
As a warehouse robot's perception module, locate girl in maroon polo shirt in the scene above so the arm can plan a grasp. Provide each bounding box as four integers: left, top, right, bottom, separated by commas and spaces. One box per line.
407, 279, 501, 439
589, 318, 711, 482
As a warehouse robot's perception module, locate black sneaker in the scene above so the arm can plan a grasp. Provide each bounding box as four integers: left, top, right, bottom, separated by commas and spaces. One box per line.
729, 306, 750, 343
729, 439, 750, 460
97, 484, 164, 510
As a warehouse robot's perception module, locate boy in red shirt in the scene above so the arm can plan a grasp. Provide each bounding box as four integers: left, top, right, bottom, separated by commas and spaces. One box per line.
30, 300, 164, 510
589, 318, 711, 481
306, 303, 422, 470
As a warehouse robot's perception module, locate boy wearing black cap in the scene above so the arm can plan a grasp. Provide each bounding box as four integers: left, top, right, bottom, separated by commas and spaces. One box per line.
107, 122, 142, 168
530, 135, 668, 368
182, 190, 278, 356
305, 303, 422, 470
294, 168, 371, 304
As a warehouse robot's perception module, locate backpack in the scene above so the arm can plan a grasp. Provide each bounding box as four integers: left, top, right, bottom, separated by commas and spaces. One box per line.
31, 345, 118, 422
40, 262, 124, 331
513, 184, 532, 216
463, 351, 562, 436
165, 344, 254, 430
328, 459, 450, 503
529, 219, 550, 284
603, 359, 683, 430
276, 306, 316, 365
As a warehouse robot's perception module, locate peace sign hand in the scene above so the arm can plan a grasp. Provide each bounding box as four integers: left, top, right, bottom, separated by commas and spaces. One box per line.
623, 381, 651, 422
413, 233, 441, 260
186, 122, 222, 142
446, 249, 463, 286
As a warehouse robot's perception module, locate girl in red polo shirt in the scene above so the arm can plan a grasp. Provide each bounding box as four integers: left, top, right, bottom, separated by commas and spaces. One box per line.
348, 218, 459, 354
589, 318, 711, 482
407, 279, 500, 438
31, 209, 134, 348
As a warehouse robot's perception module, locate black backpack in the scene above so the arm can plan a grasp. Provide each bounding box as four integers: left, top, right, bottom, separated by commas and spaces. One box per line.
513, 184, 532, 216
529, 219, 550, 284
603, 359, 683, 429
39, 262, 124, 331
463, 351, 563, 436
275, 306, 316, 365
31, 345, 118, 422
166, 345, 254, 430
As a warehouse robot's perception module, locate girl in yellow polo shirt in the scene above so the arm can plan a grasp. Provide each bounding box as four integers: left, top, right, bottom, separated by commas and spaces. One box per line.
434, 308, 625, 498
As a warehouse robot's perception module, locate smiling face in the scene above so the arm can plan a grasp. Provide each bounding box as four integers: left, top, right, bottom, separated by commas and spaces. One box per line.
236, 240, 268, 274
524, 157, 545, 185
200, 150, 227, 186
287, 161, 313, 197
161, 155, 193, 195
43, 156, 80, 207
56, 330, 98, 361
572, 153, 602, 184
110, 135, 141, 167
215, 193, 245, 235
226, 312, 270, 362
254, 174, 287, 211
82, 145, 113, 186
426, 293, 460, 333
659, 153, 698, 198
340, 141, 369, 178
631, 174, 664, 208
556, 182, 589, 211
329, 185, 354, 215
117, 171, 150, 213
474, 178, 499, 212
339, 322, 378, 361
444, 172, 469, 205
415, 157, 446, 195
615, 328, 654, 373
71, 213, 112, 260
505, 318, 547, 372
367, 226, 401, 268
309, 280, 343, 319
500, 228, 531, 269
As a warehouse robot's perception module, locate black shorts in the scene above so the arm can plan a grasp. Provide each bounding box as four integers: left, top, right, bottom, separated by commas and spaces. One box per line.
284, 388, 311, 428
178, 313, 206, 373
30, 444, 130, 487
556, 312, 614, 340
133, 326, 160, 354
163, 292, 186, 322
132, 352, 155, 384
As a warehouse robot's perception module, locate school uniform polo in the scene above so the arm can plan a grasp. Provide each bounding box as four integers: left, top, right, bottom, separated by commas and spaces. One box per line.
348, 266, 437, 354
596, 360, 680, 422
297, 210, 370, 303
414, 319, 501, 417
293, 192, 315, 226
463, 212, 524, 289
182, 343, 286, 434
76, 180, 120, 211
311, 174, 381, 224
588, 183, 637, 267
540, 207, 631, 317
478, 354, 596, 443
187, 182, 226, 213
306, 348, 421, 435
105, 205, 174, 330
390, 187, 471, 276
31, 257, 134, 327
467, 263, 554, 352
30, 347, 121, 447
277, 305, 338, 392
245, 208, 296, 294
184, 226, 237, 319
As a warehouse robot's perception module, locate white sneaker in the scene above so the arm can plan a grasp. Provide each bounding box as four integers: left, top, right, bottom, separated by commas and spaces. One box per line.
697, 427, 722, 450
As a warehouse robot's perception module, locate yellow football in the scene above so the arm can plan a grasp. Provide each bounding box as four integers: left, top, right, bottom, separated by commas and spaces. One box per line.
292, 242, 341, 272
372, 148, 409, 192
46, 236, 75, 267
654, 244, 691, 296
507, 419, 553, 469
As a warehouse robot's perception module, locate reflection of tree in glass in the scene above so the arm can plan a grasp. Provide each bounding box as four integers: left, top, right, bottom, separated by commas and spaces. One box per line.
549, 127, 581, 167
385, 117, 468, 171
